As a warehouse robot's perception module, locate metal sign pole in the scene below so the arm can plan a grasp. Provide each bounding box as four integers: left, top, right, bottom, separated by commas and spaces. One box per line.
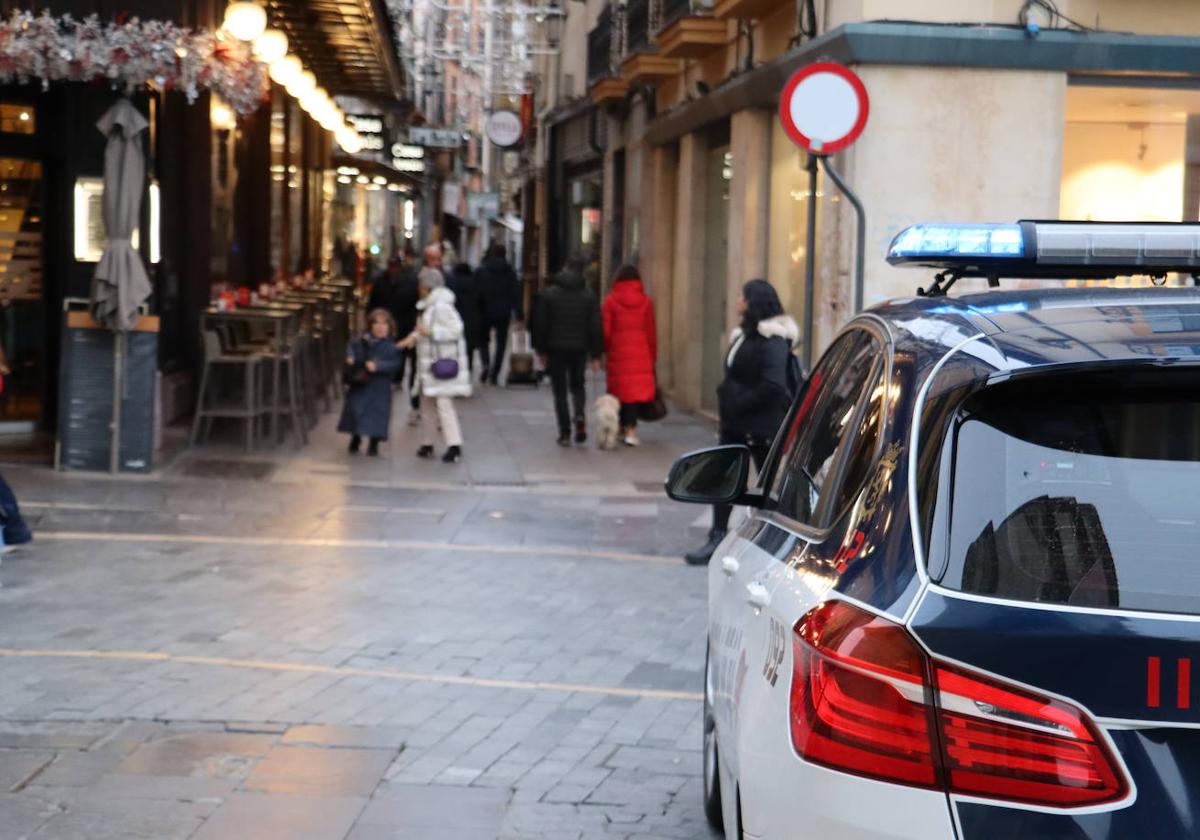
803, 152, 818, 369
818, 156, 866, 315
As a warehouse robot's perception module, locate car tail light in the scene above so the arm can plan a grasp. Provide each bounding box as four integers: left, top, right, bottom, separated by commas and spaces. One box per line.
789, 601, 1129, 808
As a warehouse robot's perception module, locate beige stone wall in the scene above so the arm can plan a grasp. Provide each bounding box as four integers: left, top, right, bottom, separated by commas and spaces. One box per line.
820, 66, 1065, 347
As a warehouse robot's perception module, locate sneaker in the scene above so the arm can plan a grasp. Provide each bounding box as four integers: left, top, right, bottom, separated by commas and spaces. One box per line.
442, 445, 462, 463
574, 420, 587, 445
622, 431, 641, 447
556, 433, 571, 448
416, 445, 434, 459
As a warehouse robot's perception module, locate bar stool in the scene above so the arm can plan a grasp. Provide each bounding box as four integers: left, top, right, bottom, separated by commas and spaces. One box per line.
190, 331, 265, 451
261, 330, 309, 447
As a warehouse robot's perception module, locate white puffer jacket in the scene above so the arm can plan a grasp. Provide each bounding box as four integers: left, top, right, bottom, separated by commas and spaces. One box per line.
415, 287, 472, 398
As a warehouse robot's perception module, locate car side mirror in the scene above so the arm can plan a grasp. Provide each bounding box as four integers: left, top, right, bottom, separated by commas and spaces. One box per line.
665, 445, 756, 505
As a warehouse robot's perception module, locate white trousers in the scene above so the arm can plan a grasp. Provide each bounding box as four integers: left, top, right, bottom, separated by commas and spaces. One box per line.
420, 396, 463, 447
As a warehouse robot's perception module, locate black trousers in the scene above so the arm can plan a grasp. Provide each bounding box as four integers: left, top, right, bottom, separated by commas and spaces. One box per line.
713, 429, 771, 533
548, 352, 587, 434
396, 347, 419, 408
619, 402, 644, 429
479, 319, 510, 382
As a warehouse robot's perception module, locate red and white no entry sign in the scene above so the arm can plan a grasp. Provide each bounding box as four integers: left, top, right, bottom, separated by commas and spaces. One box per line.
779, 62, 869, 155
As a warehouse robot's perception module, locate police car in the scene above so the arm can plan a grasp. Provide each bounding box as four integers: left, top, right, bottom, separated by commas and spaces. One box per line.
666, 221, 1200, 839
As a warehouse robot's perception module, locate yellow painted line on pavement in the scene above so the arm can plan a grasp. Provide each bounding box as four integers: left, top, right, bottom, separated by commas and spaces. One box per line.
35, 530, 678, 566
0, 648, 703, 702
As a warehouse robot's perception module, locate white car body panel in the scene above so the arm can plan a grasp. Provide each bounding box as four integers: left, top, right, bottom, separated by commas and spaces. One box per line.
709, 517, 958, 840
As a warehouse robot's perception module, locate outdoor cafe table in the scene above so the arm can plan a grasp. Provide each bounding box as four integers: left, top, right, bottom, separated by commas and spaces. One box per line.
201, 306, 301, 445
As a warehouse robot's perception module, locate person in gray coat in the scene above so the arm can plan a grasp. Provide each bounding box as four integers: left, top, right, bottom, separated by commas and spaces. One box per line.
338, 308, 401, 456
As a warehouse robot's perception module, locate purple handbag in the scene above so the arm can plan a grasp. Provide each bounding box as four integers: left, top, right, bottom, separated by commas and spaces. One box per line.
431, 357, 460, 380
431, 339, 460, 380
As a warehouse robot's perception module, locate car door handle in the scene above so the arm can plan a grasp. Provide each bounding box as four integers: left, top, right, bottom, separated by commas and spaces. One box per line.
720, 556, 739, 576
746, 582, 770, 609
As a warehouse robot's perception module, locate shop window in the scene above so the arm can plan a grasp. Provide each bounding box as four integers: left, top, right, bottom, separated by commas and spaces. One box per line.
0, 104, 34, 135
1060, 84, 1200, 224
1060, 84, 1200, 287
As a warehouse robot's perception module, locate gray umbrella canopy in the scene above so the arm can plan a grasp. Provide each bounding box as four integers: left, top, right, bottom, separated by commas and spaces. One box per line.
90, 98, 152, 331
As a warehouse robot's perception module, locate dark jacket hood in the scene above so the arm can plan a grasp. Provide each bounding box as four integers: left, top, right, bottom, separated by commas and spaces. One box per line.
554, 271, 585, 291
482, 255, 510, 272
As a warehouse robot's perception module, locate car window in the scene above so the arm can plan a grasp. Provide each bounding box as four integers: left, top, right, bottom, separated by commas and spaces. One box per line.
770, 330, 881, 527
938, 368, 1200, 615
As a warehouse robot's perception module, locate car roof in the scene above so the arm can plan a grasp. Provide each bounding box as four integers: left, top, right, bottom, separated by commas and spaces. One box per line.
867, 286, 1200, 376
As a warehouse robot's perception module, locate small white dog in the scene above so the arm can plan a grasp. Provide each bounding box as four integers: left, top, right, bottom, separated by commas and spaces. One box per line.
593, 394, 622, 451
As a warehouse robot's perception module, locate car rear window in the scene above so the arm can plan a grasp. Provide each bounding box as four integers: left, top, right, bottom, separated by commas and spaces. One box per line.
936, 368, 1200, 615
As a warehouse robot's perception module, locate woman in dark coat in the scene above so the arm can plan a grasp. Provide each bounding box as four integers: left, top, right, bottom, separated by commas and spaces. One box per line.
338, 308, 402, 456
686, 279, 799, 565
447, 262, 484, 375
602, 264, 657, 446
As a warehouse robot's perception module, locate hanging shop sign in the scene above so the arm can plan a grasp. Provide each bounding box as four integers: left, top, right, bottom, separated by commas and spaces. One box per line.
0, 11, 266, 114
410, 127, 464, 148
391, 142, 425, 173
347, 114, 386, 152
779, 62, 869, 155
485, 109, 523, 148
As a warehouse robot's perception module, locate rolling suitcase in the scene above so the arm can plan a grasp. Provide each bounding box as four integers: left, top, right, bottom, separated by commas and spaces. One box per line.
506, 328, 539, 387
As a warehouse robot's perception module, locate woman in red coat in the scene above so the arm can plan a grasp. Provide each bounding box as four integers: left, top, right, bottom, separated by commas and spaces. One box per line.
602, 264, 657, 446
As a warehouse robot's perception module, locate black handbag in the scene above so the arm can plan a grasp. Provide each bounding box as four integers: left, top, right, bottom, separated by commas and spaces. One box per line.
343, 338, 371, 387
639, 388, 668, 422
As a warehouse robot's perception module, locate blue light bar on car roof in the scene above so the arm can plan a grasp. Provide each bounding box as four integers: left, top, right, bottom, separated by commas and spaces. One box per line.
888, 224, 1024, 260
888, 221, 1200, 280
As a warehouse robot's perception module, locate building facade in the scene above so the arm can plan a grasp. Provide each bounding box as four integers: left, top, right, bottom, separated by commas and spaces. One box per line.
525, 0, 1200, 414
0, 0, 405, 441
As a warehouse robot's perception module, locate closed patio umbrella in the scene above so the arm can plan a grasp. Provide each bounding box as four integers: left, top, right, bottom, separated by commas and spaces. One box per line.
90, 98, 151, 473
91, 97, 151, 330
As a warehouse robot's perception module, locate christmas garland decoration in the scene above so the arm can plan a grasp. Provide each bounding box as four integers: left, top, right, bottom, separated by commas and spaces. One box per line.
0, 11, 267, 114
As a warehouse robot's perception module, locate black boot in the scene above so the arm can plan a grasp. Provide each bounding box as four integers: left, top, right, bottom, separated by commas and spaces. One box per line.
442, 445, 462, 463
367, 438, 380, 457
574, 418, 587, 445
417, 445, 434, 459
348, 435, 361, 454
685, 529, 727, 566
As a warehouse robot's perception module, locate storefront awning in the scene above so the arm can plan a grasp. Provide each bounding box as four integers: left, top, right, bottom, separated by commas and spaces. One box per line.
268, 0, 405, 101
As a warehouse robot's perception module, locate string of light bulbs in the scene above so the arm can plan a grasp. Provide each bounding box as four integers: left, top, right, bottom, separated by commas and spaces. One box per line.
221, 1, 365, 154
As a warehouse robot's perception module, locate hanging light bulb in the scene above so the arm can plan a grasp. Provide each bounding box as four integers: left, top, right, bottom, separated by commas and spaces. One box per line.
253, 28, 289, 64
210, 98, 237, 131
268, 54, 301, 86
300, 87, 328, 115
287, 70, 316, 99
223, 2, 268, 42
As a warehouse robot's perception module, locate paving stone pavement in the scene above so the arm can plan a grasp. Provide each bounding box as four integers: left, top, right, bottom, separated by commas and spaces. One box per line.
0, 383, 725, 839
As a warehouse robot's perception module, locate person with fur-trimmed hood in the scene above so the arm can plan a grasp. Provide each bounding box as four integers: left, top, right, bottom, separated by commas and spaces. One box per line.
685, 279, 800, 565
398, 267, 471, 463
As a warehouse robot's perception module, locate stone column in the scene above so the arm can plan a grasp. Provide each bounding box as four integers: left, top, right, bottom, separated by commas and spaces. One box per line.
643, 143, 678, 390
727, 109, 772, 330
672, 132, 707, 409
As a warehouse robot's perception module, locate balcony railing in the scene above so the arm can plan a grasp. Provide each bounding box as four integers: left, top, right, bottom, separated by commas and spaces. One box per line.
625, 0, 652, 54
660, 0, 713, 29
587, 6, 616, 83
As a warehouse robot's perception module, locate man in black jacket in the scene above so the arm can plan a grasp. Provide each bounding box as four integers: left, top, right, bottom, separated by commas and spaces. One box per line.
533, 256, 603, 446
476, 243, 523, 385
